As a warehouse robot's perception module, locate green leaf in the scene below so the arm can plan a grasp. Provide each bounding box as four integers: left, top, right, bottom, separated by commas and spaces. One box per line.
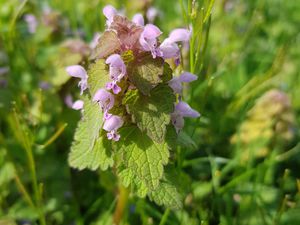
165, 125, 178, 150
87, 59, 111, 97
68, 96, 113, 170
0, 162, 15, 186
118, 168, 148, 198
128, 54, 164, 95
178, 131, 197, 150
117, 126, 169, 191
161, 63, 173, 83
124, 84, 176, 143
148, 180, 183, 209
90, 31, 121, 60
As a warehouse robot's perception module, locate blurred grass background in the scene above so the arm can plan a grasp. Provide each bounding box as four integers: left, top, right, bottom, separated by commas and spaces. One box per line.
0, 0, 300, 224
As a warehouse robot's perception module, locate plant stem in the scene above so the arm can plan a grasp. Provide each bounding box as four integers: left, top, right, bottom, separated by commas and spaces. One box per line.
25, 132, 46, 225
14, 172, 35, 209
12, 108, 46, 225
159, 208, 170, 225
113, 184, 129, 225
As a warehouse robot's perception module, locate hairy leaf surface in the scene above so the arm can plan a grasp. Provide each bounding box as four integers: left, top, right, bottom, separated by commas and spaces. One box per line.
128, 54, 164, 95
87, 59, 111, 96
118, 168, 148, 198
117, 126, 169, 190
90, 31, 121, 60
123, 85, 175, 143
68, 96, 113, 170
148, 180, 183, 209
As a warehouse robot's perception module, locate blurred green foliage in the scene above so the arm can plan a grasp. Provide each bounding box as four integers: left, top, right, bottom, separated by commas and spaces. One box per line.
0, 0, 299, 224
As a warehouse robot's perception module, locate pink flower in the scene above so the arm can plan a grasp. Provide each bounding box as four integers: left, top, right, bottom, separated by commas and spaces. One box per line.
171, 113, 185, 133
158, 28, 191, 62
132, 13, 144, 26
171, 101, 200, 133
105, 82, 122, 95
105, 54, 126, 94
103, 115, 124, 141
106, 54, 126, 79
103, 5, 117, 27
66, 65, 88, 95
93, 88, 115, 112
168, 72, 197, 94
158, 42, 180, 59
139, 24, 162, 58
72, 100, 84, 110
175, 101, 200, 118
167, 28, 191, 43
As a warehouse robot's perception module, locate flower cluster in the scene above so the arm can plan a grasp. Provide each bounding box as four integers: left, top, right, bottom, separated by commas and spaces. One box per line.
66, 5, 200, 141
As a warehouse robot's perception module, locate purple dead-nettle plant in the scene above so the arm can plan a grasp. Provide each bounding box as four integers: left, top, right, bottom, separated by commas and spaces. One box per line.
67, 5, 200, 209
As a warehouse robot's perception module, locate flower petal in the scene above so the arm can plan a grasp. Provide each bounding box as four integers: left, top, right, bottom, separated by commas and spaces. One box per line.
143, 24, 162, 39
103, 5, 117, 21
106, 131, 121, 141
65, 65, 87, 79
168, 28, 191, 43
175, 101, 200, 118
72, 100, 84, 110
158, 42, 180, 59
106, 54, 124, 68
103, 115, 124, 132
168, 77, 183, 94
139, 24, 162, 58
106, 54, 126, 80
113, 132, 121, 141
171, 113, 184, 133
93, 88, 115, 110
132, 13, 144, 26
178, 72, 197, 83
106, 81, 121, 94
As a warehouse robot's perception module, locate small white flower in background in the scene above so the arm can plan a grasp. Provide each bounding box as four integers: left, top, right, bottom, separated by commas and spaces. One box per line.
146, 7, 159, 23
24, 14, 38, 34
